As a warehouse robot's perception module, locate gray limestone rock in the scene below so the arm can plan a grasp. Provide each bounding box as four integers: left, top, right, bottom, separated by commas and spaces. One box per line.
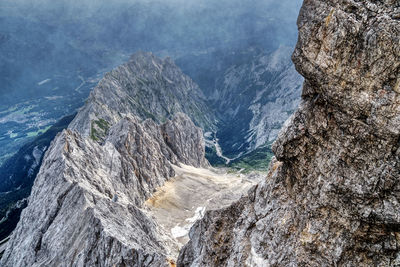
178, 1, 400, 266
161, 113, 209, 168
1, 52, 210, 266
69, 52, 216, 140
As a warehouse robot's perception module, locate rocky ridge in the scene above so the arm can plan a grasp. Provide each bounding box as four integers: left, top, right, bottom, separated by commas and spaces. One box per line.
178, 1, 400, 266
1, 112, 206, 266
0, 53, 211, 266
69, 51, 216, 140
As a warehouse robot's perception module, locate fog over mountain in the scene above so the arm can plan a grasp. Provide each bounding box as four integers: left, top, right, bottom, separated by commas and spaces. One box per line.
0, 0, 302, 103
0, 0, 302, 166
0, 0, 304, 251
1, 0, 398, 265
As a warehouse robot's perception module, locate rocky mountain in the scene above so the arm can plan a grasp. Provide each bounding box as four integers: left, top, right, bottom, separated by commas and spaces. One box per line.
69, 52, 216, 140
213, 46, 303, 157
1, 112, 207, 266
178, 1, 400, 266
0, 46, 304, 259
0, 52, 214, 266
177, 46, 303, 160
0, 0, 302, 166
3, 0, 398, 266
0, 114, 75, 242
0, 51, 218, 247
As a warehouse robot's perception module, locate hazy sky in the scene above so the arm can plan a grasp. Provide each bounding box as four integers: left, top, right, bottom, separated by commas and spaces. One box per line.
0, 0, 303, 102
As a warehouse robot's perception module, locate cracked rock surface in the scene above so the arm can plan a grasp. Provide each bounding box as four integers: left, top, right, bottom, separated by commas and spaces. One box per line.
0, 53, 211, 267
1, 112, 207, 266
178, 1, 400, 266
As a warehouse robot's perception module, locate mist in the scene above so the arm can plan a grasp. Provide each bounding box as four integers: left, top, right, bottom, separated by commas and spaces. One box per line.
0, 0, 302, 104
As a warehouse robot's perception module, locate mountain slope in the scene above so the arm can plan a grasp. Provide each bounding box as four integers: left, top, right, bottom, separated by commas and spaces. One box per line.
178, 46, 303, 159
1, 113, 206, 266
0, 114, 75, 242
0, 53, 216, 266
178, 1, 400, 266
69, 52, 216, 139
213, 46, 303, 156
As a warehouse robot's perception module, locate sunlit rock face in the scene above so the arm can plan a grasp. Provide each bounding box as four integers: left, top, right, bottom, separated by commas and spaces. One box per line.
178, 1, 400, 266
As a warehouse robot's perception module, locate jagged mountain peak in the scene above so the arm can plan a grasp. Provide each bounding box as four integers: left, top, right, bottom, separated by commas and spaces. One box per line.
0, 47, 220, 265
69, 52, 216, 139
127, 51, 175, 71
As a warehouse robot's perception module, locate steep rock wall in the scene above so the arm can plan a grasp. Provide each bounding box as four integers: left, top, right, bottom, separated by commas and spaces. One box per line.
178, 1, 400, 266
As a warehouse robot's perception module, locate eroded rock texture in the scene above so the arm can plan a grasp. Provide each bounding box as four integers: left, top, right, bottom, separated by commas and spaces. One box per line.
1, 112, 207, 267
69, 51, 216, 139
0, 52, 210, 267
178, 1, 400, 266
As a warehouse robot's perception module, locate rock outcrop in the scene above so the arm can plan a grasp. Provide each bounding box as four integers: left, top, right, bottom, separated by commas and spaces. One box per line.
0, 52, 211, 266
178, 1, 400, 266
161, 113, 209, 168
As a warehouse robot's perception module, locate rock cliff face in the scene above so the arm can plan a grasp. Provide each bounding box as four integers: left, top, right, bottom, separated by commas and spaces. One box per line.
0, 52, 210, 266
161, 113, 209, 168
178, 1, 400, 266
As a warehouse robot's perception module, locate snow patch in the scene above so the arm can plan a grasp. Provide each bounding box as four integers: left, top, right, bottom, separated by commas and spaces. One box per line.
186, 207, 205, 223
171, 207, 206, 239
171, 225, 188, 239
246, 246, 267, 266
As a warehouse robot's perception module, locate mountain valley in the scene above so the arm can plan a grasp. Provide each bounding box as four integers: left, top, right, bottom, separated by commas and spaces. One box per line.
0, 52, 267, 265
1, 0, 399, 266
0, 46, 303, 245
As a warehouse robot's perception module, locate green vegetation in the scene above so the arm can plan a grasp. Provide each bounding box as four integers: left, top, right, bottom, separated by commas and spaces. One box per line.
12, 105, 36, 116
228, 144, 274, 173
25, 125, 52, 138
95, 118, 109, 131
205, 146, 226, 166
90, 118, 110, 141
0, 105, 18, 115
206, 142, 274, 173
9, 132, 18, 138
